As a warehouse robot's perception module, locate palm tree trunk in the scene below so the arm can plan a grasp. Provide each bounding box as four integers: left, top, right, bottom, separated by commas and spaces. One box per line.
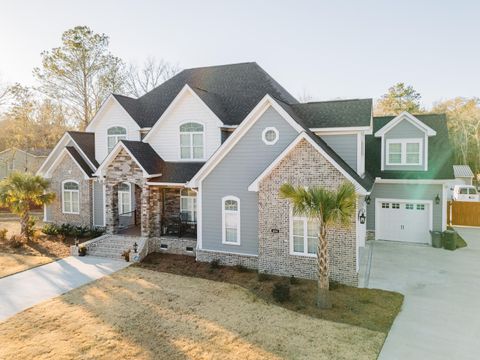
20, 210, 29, 240
317, 225, 331, 309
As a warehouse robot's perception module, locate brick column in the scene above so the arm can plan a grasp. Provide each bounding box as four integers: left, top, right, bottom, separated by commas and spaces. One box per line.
105, 182, 119, 234
141, 185, 151, 237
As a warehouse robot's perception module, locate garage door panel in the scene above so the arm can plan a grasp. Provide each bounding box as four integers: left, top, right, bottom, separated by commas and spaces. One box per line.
376, 200, 431, 244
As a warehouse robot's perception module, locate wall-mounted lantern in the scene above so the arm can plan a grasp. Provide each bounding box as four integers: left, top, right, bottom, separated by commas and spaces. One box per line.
358, 209, 366, 224
365, 195, 371, 205
435, 194, 440, 205
133, 242, 138, 253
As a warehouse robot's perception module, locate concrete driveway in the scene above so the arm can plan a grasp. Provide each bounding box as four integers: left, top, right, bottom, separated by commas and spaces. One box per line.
360, 227, 480, 360
0, 256, 129, 322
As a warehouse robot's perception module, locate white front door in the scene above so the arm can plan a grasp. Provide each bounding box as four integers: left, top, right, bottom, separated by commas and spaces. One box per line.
376, 199, 432, 244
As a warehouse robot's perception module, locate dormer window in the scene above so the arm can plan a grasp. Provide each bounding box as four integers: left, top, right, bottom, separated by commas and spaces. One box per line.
107, 126, 127, 153
386, 139, 422, 166
180, 122, 204, 160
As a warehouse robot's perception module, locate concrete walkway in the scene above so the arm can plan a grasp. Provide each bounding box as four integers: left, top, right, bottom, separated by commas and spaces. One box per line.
360, 228, 480, 360
0, 256, 129, 322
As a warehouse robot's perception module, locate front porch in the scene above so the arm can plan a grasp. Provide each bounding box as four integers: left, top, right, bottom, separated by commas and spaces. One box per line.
106, 182, 198, 242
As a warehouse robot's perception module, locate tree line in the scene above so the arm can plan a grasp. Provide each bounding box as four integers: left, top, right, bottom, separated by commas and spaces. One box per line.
0, 26, 179, 152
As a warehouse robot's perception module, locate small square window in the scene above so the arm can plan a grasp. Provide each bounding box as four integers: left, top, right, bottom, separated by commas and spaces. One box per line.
416, 204, 425, 211
382, 203, 389, 208
392, 203, 400, 209
405, 204, 414, 210
160, 244, 168, 249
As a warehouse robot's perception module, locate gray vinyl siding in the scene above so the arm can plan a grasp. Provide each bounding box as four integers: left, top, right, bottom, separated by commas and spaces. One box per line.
319, 134, 357, 171
202, 107, 299, 255
384, 121, 426, 171
45, 205, 53, 222
93, 181, 104, 226
366, 183, 444, 231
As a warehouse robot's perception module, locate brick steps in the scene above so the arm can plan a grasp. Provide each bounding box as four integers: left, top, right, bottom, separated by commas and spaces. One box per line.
86, 235, 143, 260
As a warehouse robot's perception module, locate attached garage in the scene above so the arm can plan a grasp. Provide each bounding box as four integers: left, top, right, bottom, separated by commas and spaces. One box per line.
375, 198, 433, 244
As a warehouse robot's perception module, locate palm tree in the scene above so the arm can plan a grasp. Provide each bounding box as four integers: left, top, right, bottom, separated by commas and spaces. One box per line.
0, 172, 55, 239
279, 182, 356, 309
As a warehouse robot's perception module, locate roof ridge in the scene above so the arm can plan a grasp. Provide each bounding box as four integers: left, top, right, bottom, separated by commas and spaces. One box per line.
296, 98, 372, 105
183, 62, 256, 71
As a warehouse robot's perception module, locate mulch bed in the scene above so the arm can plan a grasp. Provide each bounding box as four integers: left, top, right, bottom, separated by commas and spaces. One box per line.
137, 253, 403, 333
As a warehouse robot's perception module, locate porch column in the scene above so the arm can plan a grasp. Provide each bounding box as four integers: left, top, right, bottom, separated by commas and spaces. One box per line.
140, 185, 162, 238
141, 184, 151, 237
105, 182, 119, 234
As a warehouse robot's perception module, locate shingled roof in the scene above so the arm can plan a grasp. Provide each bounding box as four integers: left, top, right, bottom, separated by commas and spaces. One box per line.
365, 114, 455, 180
67, 131, 98, 168
113, 62, 298, 128
120, 140, 164, 175
148, 162, 205, 184
65, 146, 95, 177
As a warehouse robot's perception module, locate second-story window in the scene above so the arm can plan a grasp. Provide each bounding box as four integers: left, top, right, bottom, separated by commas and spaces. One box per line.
180, 122, 204, 160
107, 126, 127, 153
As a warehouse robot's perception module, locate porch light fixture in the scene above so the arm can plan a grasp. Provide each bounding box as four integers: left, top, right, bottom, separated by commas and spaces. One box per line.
358, 209, 366, 224
365, 195, 371, 205
435, 194, 440, 205
133, 242, 138, 253
74, 238, 79, 247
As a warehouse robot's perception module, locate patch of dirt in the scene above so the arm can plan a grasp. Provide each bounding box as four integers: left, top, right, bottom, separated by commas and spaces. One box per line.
138, 253, 404, 333
0, 219, 91, 259
0, 267, 385, 359
0, 253, 53, 278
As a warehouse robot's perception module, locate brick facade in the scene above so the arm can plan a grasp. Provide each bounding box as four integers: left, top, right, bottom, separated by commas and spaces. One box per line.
257, 138, 358, 286
196, 249, 259, 269
47, 154, 93, 227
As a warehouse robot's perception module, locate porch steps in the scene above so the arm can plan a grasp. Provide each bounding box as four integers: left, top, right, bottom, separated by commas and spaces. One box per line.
87, 235, 145, 260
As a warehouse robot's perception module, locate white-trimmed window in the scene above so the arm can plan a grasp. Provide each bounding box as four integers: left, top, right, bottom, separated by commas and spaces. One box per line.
291, 215, 318, 256
180, 122, 204, 160
107, 126, 127, 153
222, 196, 240, 245
62, 181, 80, 214
262, 127, 279, 145
118, 182, 132, 216
386, 139, 422, 165
180, 189, 197, 222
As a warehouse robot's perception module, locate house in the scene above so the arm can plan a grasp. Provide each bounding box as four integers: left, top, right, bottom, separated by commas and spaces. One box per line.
37, 62, 456, 286
0, 148, 49, 179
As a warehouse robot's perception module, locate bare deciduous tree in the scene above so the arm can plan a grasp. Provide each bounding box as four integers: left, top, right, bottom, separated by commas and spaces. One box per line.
124, 57, 180, 97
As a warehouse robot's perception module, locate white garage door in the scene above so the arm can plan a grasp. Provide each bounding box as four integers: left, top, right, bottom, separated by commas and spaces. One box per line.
376, 199, 432, 244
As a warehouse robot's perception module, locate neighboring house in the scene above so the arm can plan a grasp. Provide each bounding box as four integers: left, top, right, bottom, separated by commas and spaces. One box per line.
37, 62, 456, 286
0, 148, 49, 179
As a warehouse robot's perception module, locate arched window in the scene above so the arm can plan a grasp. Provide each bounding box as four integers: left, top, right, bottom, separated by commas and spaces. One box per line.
222, 196, 240, 245
118, 182, 131, 216
107, 126, 127, 153
62, 181, 79, 214
180, 122, 204, 160
180, 189, 197, 222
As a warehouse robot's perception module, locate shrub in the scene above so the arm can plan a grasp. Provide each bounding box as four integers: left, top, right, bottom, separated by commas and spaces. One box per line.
88, 227, 105, 238
257, 272, 272, 282
290, 275, 300, 285
272, 282, 290, 303
233, 264, 249, 273
210, 259, 221, 269
0, 228, 8, 241
8, 234, 26, 248
122, 250, 130, 262
78, 246, 87, 256
42, 223, 60, 235
59, 223, 75, 236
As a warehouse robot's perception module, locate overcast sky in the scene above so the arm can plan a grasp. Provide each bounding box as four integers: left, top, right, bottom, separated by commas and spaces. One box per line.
0, 0, 478, 107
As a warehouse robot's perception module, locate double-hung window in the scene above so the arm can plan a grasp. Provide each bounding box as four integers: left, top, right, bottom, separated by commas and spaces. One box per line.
222, 196, 240, 245
180, 122, 204, 160
180, 189, 197, 222
386, 139, 422, 165
62, 181, 79, 214
118, 182, 132, 216
291, 215, 318, 256
107, 126, 127, 153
